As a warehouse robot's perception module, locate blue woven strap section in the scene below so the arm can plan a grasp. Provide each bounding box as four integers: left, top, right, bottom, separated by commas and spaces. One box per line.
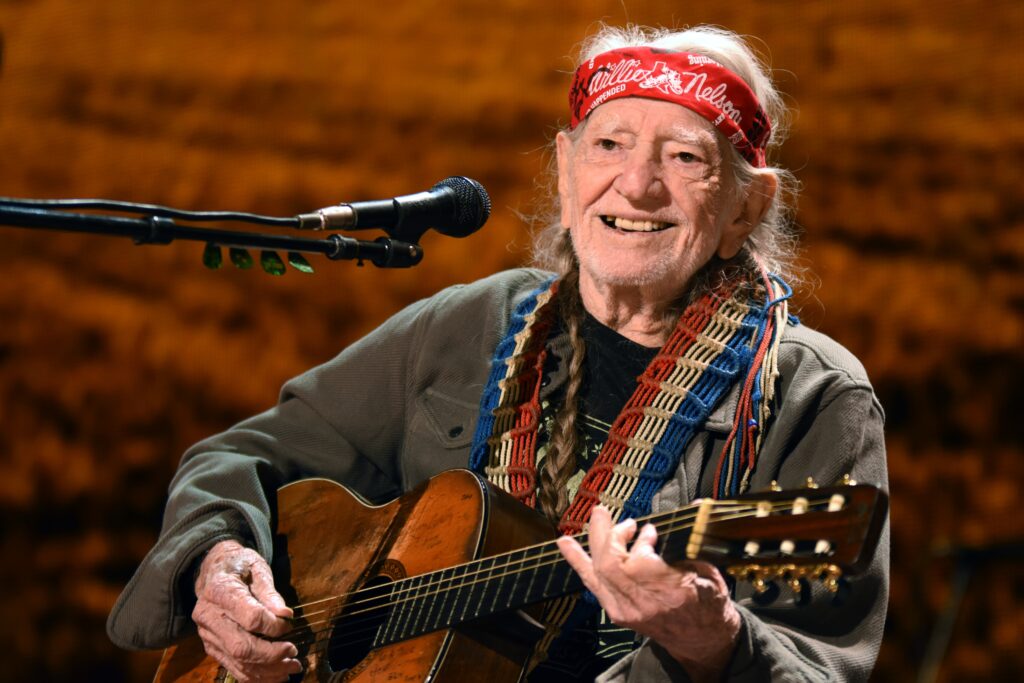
620, 304, 767, 521
468, 276, 557, 473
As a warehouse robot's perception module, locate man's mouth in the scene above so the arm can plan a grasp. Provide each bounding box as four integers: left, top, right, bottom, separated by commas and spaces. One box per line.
600, 215, 674, 232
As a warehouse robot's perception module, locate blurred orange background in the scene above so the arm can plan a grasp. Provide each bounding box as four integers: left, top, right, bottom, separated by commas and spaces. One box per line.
0, 1, 1020, 681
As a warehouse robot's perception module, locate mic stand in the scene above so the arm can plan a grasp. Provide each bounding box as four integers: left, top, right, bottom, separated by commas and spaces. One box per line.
0, 205, 424, 268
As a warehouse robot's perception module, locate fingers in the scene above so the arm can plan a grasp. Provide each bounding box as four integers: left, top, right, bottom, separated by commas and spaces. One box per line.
203, 567, 292, 638
193, 540, 301, 681
197, 542, 293, 637
561, 508, 739, 664
589, 505, 636, 558
248, 558, 294, 621
558, 530, 623, 618
555, 534, 591, 574
194, 602, 302, 682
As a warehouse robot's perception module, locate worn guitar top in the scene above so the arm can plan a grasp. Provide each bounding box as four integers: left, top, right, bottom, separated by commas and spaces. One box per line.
108, 268, 889, 682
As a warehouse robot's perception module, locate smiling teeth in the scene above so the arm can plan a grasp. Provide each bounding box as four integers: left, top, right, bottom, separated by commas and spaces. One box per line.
603, 216, 672, 231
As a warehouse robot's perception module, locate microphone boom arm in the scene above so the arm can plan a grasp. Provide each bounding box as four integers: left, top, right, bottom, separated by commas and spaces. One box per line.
0, 204, 424, 268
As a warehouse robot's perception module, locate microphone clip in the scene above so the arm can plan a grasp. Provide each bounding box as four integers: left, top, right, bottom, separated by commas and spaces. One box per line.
326, 234, 423, 268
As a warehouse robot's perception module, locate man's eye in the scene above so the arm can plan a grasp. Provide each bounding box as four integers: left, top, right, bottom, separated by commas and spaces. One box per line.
677, 152, 699, 163
598, 139, 618, 151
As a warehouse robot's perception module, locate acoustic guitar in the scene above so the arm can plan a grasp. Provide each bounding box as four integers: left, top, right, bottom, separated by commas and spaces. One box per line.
154, 468, 887, 682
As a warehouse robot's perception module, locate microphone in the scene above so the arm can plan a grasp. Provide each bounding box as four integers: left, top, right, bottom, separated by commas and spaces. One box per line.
297, 176, 491, 242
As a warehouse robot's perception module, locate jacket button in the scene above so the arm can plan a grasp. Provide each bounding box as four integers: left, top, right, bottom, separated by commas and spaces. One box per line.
540, 375, 551, 388
448, 425, 464, 438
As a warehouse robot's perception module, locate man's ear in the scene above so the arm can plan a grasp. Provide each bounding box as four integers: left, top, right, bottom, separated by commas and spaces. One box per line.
718, 172, 778, 259
555, 131, 574, 229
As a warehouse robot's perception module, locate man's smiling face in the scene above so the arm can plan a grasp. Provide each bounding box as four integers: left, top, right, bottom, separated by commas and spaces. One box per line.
557, 97, 754, 300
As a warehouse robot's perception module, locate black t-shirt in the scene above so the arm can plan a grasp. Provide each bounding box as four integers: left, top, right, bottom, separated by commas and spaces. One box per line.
528, 313, 659, 682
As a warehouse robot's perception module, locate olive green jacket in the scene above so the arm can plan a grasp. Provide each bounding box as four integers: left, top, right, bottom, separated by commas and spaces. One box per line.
108, 268, 889, 682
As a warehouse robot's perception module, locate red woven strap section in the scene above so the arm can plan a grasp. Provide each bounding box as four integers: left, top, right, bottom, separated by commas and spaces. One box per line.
557, 290, 728, 534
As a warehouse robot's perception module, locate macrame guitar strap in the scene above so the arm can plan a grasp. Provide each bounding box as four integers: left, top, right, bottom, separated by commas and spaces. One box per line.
468, 269, 791, 668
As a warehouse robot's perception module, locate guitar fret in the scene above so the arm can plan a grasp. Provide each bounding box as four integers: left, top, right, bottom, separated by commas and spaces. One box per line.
452, 561, 475, 626
419, 567, 451, 634
378, 581, 400, 645
541, 544, 559, 597
386, 577, 409, 642
505, 548, 532, 609
559, 558, 575, 593
399, 576, 424, 640
408, 574, 433, 638
486, 553, 511, 615
438, 567, 460, 632
385, 581, 411, 643
476, 556, 499, 621
520, 548, 539, 605
531, 544, 561, 603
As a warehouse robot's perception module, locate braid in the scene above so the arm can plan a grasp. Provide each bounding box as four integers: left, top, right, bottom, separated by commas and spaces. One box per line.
537, 233, 587, 524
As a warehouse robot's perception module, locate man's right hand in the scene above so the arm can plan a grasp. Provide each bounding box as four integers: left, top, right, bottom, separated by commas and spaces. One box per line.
192, 540, 303, 682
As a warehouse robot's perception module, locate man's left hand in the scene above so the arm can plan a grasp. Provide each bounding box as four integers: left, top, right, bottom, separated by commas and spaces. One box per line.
556, 505, 741, 682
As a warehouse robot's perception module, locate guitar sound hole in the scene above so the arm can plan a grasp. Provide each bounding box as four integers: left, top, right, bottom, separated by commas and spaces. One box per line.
326, 575, 394, 673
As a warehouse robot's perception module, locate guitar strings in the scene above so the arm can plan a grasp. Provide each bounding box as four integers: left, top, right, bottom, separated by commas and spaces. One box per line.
296, 504, 835, 662
285, 494, 827, 622
283, 500, 748, 624
277, 495, 837, 650
284, 496, 795, 619
276, 503, 727, 650
274, 497, 845, 655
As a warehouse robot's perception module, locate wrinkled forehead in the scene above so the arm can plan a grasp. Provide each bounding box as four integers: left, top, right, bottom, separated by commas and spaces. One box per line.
581, 98, 725, 151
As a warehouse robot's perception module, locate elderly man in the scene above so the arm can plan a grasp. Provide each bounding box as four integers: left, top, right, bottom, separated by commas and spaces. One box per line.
109, 24, 888, 683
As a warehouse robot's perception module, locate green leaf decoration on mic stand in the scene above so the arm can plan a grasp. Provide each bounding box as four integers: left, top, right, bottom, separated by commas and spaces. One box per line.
287, 252, 315, 274
202, 243, 223, 270
260, 250, 286, 276
229, 248, 254, 269
205, 246, 313, 275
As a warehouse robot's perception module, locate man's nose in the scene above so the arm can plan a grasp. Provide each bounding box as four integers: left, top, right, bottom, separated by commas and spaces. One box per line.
613, 149, 666, 202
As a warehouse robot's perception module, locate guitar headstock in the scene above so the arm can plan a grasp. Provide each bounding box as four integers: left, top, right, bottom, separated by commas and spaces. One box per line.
684, 477, 888, 595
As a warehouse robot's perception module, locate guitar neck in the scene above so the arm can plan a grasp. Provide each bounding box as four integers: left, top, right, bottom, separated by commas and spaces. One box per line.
359, 480, 886, 649
371, 506, 697, 647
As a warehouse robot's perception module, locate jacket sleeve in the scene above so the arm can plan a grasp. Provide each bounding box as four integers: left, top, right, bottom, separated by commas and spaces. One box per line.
600, 340, 889, 682
106, 268, 544, 651
106, 293, 439, 650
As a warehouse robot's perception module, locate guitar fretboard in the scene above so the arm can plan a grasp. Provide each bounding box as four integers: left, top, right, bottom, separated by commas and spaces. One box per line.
371, 506, 698, 646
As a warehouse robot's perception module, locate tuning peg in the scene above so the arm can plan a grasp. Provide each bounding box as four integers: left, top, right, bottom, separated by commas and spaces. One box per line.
751, 580, 780, 606
814, 492, 849, 555
743, 501, 774, 557
780, 495, 809, 555
817, 564, 844, 593
840, 473, 858, 486
768, 480, 782, 492
805, 477, 819, 489
830, 578, 852, 607
789, 577, 812, 607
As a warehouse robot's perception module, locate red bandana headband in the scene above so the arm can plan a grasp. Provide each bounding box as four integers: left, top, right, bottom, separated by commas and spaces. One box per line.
569, 47, 772, 167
